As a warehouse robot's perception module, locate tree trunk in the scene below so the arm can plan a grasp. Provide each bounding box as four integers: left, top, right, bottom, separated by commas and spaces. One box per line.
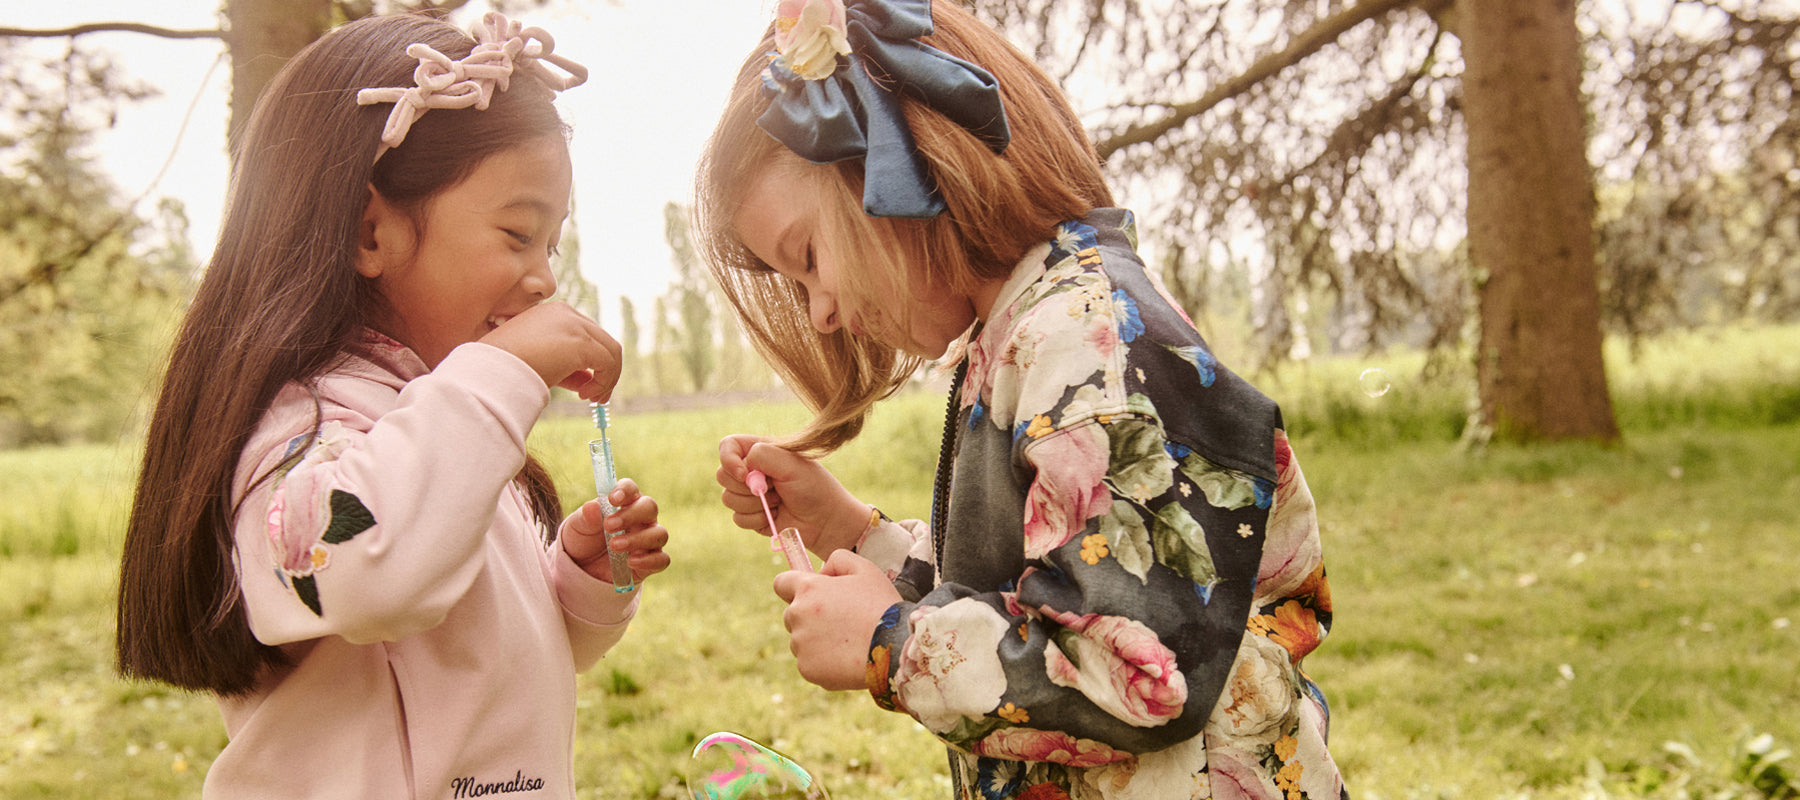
1461, 0, 1620, 443
225, 0, 331, 151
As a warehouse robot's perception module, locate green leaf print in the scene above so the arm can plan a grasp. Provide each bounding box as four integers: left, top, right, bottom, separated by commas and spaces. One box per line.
1107, 420, 1177, 503
321, 489, 376, 544
292, 574, 322, 616
941, 712, 1009, 746
1152, 502, 1219, 589
1048, 626, 1084, 670
1099, 499, 1154, 583
1180, 452, 1261, 510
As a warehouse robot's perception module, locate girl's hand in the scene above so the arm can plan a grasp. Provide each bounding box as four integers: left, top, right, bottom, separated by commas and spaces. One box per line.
482, 301, 622, 402
716, 434, 870, 556
773, 550, 901, 690
563, 478, 670, 586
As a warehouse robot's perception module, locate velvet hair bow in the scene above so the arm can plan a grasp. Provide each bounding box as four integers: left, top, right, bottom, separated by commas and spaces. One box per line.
757, 0, 1011, 219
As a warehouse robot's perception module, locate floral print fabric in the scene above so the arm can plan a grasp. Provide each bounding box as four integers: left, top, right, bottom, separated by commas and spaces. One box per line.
865, 209, 1345, 799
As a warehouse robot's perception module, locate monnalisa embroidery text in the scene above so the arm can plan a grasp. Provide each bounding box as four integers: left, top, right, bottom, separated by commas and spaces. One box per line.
450, 770, 545, 798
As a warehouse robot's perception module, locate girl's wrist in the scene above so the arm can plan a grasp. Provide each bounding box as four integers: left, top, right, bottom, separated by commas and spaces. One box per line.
852, 505, 891, 550
824, 497, 874, 553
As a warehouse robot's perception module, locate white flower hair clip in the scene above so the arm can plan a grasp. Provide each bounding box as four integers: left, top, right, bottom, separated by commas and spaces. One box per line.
356, 11, 589, 162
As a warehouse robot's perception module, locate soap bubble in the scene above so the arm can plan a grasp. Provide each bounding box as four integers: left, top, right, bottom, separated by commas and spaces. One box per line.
686, 732, 828, 800
1357, 367, 1392, 398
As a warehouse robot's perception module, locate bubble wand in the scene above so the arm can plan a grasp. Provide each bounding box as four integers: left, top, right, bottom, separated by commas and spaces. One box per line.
590, 403, 635, 592
745, 470, 812, 572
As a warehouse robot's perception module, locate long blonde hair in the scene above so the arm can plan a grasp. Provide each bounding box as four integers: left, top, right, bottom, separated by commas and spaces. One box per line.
694, 0, 1113, 453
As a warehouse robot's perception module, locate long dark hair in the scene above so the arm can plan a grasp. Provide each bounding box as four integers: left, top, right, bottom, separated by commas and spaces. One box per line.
117, 12, 568, 695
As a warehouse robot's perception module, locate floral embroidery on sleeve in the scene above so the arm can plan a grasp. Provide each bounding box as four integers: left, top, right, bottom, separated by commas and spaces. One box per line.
264, 421, 377, 616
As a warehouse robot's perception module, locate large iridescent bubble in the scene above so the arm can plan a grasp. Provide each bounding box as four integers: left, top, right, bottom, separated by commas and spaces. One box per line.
685, 731, 828, 800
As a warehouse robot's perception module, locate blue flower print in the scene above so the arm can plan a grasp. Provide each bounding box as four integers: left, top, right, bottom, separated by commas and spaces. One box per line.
977, 757, 1023, 800
1049, 221, 1100, 263
969, 399, 987, 430
1114, 289, 1144, 343
876, 603, 904, 633
1168, 344, 1218, 387
1253, 476, 1274, 509
1166, 442, 1193, 459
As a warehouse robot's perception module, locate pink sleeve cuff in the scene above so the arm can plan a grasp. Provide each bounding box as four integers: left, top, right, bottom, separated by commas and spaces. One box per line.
552, 538, 639, 628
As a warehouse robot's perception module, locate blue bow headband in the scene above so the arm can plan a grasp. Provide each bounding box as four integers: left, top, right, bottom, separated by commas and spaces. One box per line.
757, 0, 1011, 219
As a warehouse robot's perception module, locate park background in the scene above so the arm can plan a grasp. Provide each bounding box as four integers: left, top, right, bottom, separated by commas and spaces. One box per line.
3, 0, 1798, 797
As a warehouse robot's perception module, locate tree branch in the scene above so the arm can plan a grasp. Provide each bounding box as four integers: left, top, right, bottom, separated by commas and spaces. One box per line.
0, 22, 224, 40
1094, 0, 1440, 160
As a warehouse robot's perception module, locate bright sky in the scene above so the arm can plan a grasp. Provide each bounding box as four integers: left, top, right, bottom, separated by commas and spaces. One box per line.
11, 1, 773, 327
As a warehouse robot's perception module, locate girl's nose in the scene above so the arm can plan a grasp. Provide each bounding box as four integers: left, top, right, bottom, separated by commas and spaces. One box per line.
522, 255, 557, 300
808, 290, 840, 334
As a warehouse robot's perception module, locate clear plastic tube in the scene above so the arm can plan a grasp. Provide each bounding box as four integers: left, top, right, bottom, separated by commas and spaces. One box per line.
774, 527, 812, 573
590, 403, 634, 593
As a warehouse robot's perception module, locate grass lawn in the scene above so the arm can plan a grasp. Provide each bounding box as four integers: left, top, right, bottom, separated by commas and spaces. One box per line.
3, 325, 1797, 798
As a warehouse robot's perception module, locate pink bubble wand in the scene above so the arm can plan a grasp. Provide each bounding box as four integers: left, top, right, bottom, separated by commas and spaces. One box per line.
745, 469, 812, 573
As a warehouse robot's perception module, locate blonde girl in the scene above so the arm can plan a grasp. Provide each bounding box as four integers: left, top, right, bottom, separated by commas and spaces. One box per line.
700, 1, 1346, 797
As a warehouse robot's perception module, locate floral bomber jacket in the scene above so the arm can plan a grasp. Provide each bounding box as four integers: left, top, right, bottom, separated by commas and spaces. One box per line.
855, 209, 1346, 800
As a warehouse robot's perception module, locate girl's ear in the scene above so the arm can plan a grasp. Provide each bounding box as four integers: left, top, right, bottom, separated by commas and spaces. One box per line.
355, 185, 410, 278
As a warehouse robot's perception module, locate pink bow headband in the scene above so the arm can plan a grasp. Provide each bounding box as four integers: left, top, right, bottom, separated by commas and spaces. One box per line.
356, 12, 588, 161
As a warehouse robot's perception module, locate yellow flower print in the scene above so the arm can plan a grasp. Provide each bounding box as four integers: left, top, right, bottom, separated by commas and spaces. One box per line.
1180, 482, 1193, 497
1019, 623, 1029, 641
308, 544, 330, 572
1275, 734, 1298, 761
867, 644, 895, 710
1080, 533, 1110, 565
1026, 414, 1055, 438
1267, 600, 1323, 662
1248, 614, 1275, 637
996, 702, 1030, 724
1238, 523, 1254, 538
1077, 246, 1103, 266
1276, 759, 1304, 793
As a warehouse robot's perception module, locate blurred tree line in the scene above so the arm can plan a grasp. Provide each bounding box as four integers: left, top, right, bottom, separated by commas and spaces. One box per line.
972, 0, 1797, 442
0, 39, 191, 445
3, 0, 1795, 448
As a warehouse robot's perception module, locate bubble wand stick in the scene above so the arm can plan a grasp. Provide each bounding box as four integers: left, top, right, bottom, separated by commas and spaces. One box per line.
590, 403, 635, 592
745, 470, 812, 573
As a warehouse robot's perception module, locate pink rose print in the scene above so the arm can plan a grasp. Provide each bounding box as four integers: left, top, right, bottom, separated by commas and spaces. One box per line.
1204, 744, 1284, 800
267, 466, 330, 576
1022, 424, 1112, 559
973, 726, 1131, 768
1042, 614, 1188, 727
1255, 429, 1322, 603
1272, 430, 1297, 508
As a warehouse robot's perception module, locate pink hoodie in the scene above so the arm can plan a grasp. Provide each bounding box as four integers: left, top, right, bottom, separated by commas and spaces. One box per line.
206, 336, 636, 799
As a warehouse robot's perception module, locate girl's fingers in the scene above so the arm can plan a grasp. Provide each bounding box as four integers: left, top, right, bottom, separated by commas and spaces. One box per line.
606, 478, 641, 510
602, 495, 659, 532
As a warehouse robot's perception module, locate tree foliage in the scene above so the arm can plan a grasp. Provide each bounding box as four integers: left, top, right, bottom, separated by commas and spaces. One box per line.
1587, 1, 1800, 335
969, 0, 1799, 363
659, 201, 717, 394
0, 40, 192, 445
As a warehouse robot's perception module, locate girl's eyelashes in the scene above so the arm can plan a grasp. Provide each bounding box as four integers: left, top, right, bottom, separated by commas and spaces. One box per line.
506, 229, 560, 256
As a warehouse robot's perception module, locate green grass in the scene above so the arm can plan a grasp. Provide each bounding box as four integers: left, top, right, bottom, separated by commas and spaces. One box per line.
3, 325, 1798, 798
